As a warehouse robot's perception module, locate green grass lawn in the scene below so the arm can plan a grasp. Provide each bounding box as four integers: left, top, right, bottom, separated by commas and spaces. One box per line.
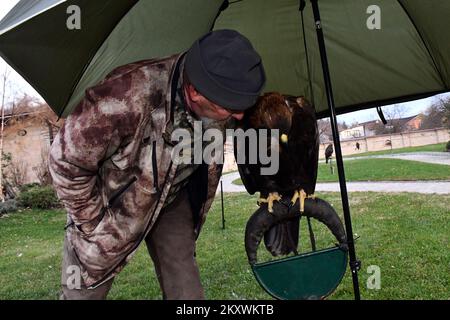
233, 158, 450, 185
318, 158, 450, 182
343, 142, 448, 158
0, 192, 449, 300
233, 159, 450, 185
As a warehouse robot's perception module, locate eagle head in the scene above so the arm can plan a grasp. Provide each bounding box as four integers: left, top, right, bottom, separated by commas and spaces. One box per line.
246, 92, 293, 145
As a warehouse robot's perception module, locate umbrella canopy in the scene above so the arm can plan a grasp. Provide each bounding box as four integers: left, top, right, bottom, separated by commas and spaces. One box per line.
0, 0, 449, 118
0, 0, 224, 117
216, 0, 450, 117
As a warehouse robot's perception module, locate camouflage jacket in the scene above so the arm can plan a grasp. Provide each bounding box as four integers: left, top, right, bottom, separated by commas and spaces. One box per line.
49, 53, 228, 288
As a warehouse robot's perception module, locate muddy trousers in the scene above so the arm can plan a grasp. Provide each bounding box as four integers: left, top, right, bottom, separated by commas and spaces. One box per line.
60, 189, 204, 300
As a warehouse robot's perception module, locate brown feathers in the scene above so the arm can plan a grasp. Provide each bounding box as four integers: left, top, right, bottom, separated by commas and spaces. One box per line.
247, 92, 292, 132
236, 92, 320, 257
236, 91, 319, 197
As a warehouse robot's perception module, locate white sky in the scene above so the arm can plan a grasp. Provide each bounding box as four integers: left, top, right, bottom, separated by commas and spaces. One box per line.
337, 93, 450, 124
0, 0, 448, 122
0, 0, 42, 103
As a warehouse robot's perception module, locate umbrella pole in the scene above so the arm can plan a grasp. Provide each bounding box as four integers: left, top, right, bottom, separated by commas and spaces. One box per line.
310, 0, 361, 300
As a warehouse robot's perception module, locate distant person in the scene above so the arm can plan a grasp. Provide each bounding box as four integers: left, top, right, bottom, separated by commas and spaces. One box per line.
325, 144, 333, 164
355, 142, 360, 150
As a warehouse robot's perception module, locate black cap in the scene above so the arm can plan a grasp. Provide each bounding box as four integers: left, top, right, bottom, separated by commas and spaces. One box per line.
185, 29, 266, 110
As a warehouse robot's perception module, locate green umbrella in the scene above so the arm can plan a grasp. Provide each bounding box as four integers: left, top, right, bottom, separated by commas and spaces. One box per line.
0, 0, 449, 118
216, 0, 450, 118
0, 0, 225, 117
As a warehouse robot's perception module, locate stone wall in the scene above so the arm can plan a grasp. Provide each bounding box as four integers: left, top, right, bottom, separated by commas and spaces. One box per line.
2, 115, 56, 184
222, 127, 450, 173
319, 127, 450, 159
5, 116, 447, 179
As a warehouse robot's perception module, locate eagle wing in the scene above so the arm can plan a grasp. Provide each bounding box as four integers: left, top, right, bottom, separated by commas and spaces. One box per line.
234, 134, 258, 195
287, 96, 319, 195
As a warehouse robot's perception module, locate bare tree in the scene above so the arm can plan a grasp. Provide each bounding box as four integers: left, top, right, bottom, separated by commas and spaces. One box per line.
2, 156, 28, 198
0, 66, 11, 202
33, 148, 52, 186
7, 159, 28, 189
427, 95, 450, 129
420, 104, 445, 129
5, 94, 44, 124
443, 100, 450, 129
317, 118, 332, 143
373, 104, 408, 135
34, 102, 62, 145
338, 121, 349, 131
350, 120, 359, 128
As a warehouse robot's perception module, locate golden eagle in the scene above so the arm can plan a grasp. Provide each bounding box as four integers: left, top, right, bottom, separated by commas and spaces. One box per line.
235, 92, 319, 256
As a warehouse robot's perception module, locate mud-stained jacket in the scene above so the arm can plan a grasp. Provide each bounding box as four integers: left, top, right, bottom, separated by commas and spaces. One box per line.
49, 53, 228, 288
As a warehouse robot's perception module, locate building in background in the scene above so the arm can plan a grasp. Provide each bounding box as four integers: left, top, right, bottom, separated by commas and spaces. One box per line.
1, 98, 61, 186
339, 125, 365, 140
339, 114, 424, 141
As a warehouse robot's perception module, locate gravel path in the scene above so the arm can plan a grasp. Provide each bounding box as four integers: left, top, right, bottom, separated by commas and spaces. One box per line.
218, 152, 450, 195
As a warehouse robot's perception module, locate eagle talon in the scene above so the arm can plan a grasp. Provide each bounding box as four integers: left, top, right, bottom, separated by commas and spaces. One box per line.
291, 189, 315, 213
258, 192, 282, 213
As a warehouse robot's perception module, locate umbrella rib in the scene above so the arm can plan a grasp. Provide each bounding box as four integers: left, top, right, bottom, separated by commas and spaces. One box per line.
209, 0, 231, 31
396, 0, 447, 89
299, 5, 315, 107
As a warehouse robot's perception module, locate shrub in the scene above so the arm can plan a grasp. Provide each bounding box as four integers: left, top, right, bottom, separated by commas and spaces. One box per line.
19, 183, 41, 193
17, 185, 60, 209
446, 141, 450, 152
0, 199, 18, 215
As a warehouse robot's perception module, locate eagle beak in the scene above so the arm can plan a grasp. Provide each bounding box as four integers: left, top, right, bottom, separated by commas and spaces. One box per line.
280, 134, 289, 144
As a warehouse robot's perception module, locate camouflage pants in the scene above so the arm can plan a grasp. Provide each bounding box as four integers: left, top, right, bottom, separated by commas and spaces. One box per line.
60, 188, 204, 300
